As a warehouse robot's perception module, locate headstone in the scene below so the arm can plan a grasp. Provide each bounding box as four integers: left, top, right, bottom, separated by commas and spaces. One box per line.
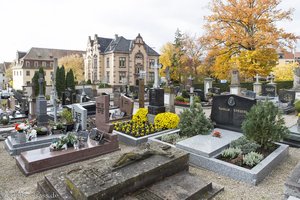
208, 87, 221, 95
194, 89, 205, 101
119, 95, 134, 117
230, 69, 241, 95
113, 91, 121, 107
152, 59, 160, 88
9, 96, 16, 111
169, 86, 175, 113
211, 94, 256, 132
80, 85, 90, 103
278, 90, 296, 114
204, 78, 213, 97
36, 73, 48, 126
138, 78, 145, 108
262, 84, 276, 97
253, 74, 262, 95
95, 94, 113, 133
148, 88, 165, 115
72, 104, 87, 131
28, 97, 36, 119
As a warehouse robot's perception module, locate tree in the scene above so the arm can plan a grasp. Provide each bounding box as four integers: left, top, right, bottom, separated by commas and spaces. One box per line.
273, 62, 298, 81
58, 54, 84, 82
56, 66, 66, 99
66, 69, 75, 91
202, 0, 298, 80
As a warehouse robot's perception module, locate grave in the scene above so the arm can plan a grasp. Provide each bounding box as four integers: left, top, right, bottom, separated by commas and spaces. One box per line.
95, 94, 133, 133
241, 90, 256, 99
284, 125, 300, 147
37, 142, 223, 199
253, 74, 262, 95
62, 88, 76, 105
278, 90, 295, 114
204, 77, 213, 98
285, 162, 300, 199
4, 134, 64, 156
262, 84, 276, 97
211, 94, 256, 132
208, 87, 221, 95
36, 73, 48, 126
148, 88, 166, 123
15, 130, 119, 176
71, 104, 87, 131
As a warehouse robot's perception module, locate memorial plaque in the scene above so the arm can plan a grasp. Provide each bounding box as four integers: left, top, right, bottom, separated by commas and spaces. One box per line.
211, 95, 256, 132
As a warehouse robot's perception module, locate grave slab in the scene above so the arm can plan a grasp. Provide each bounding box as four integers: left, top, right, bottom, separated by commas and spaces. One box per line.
283, 125, 300, 147
176, 129, 243, 158
285, 162, 300, 199
16, 133, 119, 176
4, 134, 64, 156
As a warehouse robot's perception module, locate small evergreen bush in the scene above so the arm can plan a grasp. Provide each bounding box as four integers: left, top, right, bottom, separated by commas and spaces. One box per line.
230, 136, 261, 154
181, 90, 190, 98
175, 96, 185, 102
242, 101, 290, 150
221, 148, 242, 159
178, 103, 213, 137
243, 152, 264, 167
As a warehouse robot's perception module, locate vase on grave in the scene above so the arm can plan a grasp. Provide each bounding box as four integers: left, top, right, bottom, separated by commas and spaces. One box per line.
16, 131, 26, 143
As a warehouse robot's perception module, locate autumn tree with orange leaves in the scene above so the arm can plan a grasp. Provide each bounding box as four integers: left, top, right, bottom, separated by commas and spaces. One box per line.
202, 0, 298, 80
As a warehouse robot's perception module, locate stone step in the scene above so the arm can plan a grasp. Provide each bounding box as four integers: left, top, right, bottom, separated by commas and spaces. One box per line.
130, 171, 223, 200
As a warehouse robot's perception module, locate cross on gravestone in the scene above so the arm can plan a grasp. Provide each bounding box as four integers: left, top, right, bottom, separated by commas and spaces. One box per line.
267, 73, 275, 84
254, 74, 261, 83
152, 59, 161, 88
38, 73, 44, 96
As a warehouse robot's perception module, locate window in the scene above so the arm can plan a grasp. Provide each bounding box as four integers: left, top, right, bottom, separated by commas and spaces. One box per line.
149, 59, 155, 67
50, 62, 53, 67
20, 71, 22, 76
42, 62, 46, 67
149, 72, 154, 81
106, 57, 110, 68
119, 71, 126, 83
119, 57, 126, 68
26, 61, 30, 67
26, 81, 30, 86
34, 61, 38, 67
16, 71, 18, 76
106, 71, 110, 83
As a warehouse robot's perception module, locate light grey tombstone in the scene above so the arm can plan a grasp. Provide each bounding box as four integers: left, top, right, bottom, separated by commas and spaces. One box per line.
204, 78, 213, 96
72, 104, 87, 131
253, 74, 262, 95
230, 69, 241, 95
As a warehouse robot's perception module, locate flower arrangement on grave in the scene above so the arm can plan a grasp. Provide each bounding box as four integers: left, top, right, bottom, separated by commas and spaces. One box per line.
50, 132, 78, 151
212, 130, 221, 138
113, 108, 180, 138
15, 123, 30, 133
154, 112, 180, 130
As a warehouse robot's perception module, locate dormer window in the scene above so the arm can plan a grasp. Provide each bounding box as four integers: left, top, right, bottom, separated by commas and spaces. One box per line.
25, 61, 30, 67
34, 61, 38, 67
42, 62, 46, 67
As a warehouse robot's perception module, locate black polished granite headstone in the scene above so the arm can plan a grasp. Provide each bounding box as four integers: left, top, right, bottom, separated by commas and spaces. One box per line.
211, 94, 256, 132
208, 87, 221, 95
148, 88, 165, 115
279, 90, 295, 104
262, 84, 276, 97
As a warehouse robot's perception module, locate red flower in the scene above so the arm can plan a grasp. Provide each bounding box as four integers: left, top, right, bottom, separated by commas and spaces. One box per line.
212, 130, 221, 138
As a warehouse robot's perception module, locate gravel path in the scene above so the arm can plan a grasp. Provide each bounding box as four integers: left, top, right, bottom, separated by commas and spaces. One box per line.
0, 140, 299, 200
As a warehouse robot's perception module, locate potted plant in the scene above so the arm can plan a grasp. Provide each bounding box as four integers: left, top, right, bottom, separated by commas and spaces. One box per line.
60, 108, 74, 132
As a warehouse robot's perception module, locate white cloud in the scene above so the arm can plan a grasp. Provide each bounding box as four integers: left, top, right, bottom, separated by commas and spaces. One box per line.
0, 0, 299, 62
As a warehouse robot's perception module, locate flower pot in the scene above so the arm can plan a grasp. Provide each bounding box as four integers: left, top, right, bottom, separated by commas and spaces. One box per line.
16, 131, 26, 143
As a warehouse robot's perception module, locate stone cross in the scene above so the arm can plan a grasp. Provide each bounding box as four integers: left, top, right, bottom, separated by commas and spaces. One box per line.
152, 59, 161, 88
267, 73, 275, 84
254, 74, 261, 83
38, 73, 44, 96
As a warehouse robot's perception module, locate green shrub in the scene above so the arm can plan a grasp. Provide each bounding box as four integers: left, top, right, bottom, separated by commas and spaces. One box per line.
184, 98, 190, 103
60, 108, 73, 124
86, 79, 92, 84
221, 148, 242, 159
230, 136, 261, 154
194, 96, 201, 103
181, 90, 190, 98
178, 103, 213, 137
243, 152, 264, 167
175, 96, 185, 102
242, 101, 290, 150
295, 100, 300, 113
161, 133, 187, 144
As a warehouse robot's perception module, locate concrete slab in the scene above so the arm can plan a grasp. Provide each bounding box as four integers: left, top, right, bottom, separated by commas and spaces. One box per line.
176, 129, 243, 158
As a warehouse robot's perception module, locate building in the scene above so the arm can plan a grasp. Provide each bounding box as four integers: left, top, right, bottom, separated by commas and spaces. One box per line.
0, 62, 12, 89
84, 34, 160, 86
278, 51, 300, 65
12, 47, 85, 90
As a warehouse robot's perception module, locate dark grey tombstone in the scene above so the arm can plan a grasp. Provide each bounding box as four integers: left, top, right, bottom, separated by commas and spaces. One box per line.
262, 84, 276, 97
241, 90, 256, 99
279, 90, 296, 104
208, 87, 221, 95
148, 88, 165, 115
211, 94, 256, 132
36, 73, 48, 126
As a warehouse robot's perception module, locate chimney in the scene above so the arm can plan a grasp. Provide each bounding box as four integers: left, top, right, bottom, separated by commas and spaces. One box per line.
115, 34, 118, 40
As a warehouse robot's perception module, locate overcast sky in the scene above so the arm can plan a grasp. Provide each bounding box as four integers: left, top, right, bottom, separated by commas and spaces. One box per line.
1, 0, 300, 62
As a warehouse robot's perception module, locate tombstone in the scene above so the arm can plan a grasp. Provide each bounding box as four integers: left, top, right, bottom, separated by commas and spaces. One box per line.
208, 87, 221, 95
169, 86, 176, 113
291, 67, 300, 100
138, 78, 145, 108
204, 78, 213, 97
241, 90, 256, 99
262, 84, 276, 97
230, 69, 241, 95
80, 85, 90, 103
113, 91, 121, 107
211, 94, 256, 132
278, 90, 296, 114
119, 95, 134, 117
253, 74, 262, 95
36, 73, 48, 126
148, 88, 165, 115
72, 104, 87, 131
8, 96, 16, 111
194, 89, 206, 102
95, 94, 113, 133
28, 97, 36, 119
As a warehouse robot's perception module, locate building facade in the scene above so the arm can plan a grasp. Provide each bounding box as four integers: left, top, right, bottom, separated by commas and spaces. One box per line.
12, 48, 84, 90
84, 34, 160, 86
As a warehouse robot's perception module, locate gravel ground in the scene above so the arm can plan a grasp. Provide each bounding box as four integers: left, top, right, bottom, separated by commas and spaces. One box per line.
0, 140, 299, 200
